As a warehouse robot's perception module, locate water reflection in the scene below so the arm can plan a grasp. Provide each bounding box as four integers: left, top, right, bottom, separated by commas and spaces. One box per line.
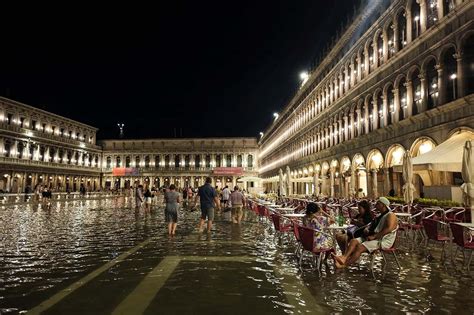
1, 198, 473, 313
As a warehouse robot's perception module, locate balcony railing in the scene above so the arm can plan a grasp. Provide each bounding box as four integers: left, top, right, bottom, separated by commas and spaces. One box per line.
101, 166, 256, 173
0, 123, 101, 150
0, 156, 101, 171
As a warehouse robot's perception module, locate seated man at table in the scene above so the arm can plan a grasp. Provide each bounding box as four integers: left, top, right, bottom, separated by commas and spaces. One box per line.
333, 197, 398, 268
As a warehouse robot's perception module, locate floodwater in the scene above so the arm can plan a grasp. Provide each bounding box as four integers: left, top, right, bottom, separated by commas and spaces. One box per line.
1, 197, 473, 314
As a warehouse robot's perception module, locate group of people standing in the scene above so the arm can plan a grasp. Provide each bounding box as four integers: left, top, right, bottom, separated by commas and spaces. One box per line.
162, 177, 247, 236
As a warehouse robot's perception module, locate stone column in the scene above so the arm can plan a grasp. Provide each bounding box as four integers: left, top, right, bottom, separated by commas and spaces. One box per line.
372, 169, 378, 198
364, 104, 369, 134
419, 71, 428, 112
330, 169, 335, 198
384, 168, 391, 196
343, 116, 349, 141
406, 9, 413, 43
455, 53, 465, 98
393, 18, 400, 53
382, 29, 389, 63
371, 99, 378, 130
393, 88, 400, 123
382, 94, 389, 127
355, 108, 362, 137
364, 47, 370, 77
405, 80, 414, 118
436, 63, 445, 106
357, 55, 362, 82
349, 112, 355, 139
437, 0, 444, 20
420, 0, 427, 33
350, 168, 356, 197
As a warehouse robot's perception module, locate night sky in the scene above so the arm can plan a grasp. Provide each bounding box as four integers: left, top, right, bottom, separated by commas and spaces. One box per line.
0, 1, 358, 140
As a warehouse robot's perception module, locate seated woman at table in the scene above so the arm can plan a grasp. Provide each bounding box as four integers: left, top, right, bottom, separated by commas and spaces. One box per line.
303, 203, 335, 250
336, 200, 373, 253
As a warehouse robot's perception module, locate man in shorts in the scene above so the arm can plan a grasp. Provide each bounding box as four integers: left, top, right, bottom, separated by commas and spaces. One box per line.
333, 197, 398, 268
195, 177, 220, 233
229, 186, 246, 224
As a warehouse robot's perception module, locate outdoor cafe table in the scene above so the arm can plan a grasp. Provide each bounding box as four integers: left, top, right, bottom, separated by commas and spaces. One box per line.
324, 224, 352, 250
457, 222, 474, 230
281, 213, 305, 218
394, 213, 411, 217
274, 207, 297, 211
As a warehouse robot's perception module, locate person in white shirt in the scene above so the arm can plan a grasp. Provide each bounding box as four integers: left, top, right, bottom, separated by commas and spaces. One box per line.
222, 186, 231, 207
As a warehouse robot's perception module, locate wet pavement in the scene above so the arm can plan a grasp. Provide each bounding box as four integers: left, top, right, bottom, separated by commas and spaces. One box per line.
1, 197, 473, 314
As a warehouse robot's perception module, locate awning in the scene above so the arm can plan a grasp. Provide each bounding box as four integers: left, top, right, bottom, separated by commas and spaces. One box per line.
395, 131, 474, 172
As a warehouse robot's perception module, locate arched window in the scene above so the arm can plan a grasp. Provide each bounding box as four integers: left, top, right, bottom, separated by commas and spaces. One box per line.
411, 69, 422, 115
237, 155, 242, 168
106, 156, 111, 168
386, 86, 394, 126
226, 154, 232, 167
411, 1, 421, 40
397, 11, 407, 50
216, 155, 221, 167
185, 155, 190, 168
377, 33, 384, 66
165, 155, 170, 168
126, 156, 131, 167
399, 77, 408, 121
368, 41, 375, 73
116, 156, 121, 167
154, 155, 160, 168
205, 155, 211, 168
135, 156, 140, 167
145, 156, 150, 168
443, 0, 455, 16
174, 155, 180, 168
442, 47, 458, 103
247, 155, 254, 168
368, 96, 374, 132
195, 155, 200, 168
426, 59, 438, 109
387, 23, 395, 59
427, 0, 438, 28
463, 34, 474, 95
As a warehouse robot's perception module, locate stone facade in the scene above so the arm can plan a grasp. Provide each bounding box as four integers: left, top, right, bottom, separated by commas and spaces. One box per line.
100, 138, 259, 190
259, 0, 474, 198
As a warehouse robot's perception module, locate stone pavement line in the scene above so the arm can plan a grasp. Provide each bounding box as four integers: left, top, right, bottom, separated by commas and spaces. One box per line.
273, 267, 325, 313
112, 256, 181, 315
112, 255, 252, 315
27, 237, 155, 315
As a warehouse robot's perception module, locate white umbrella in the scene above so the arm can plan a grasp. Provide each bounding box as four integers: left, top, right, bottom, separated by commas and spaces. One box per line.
313, 171, 319, 197
402, 151, 415, 205
350, 167, 356, 197
461, 140, 474, 222
278, 168, 286, 196
286, 166, 291, 196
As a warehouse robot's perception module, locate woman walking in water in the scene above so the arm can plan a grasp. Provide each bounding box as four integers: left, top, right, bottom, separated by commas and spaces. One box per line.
164, 184, 180, 236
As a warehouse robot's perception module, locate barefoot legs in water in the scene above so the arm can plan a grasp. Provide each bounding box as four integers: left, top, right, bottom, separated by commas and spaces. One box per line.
333, 239, 368, 268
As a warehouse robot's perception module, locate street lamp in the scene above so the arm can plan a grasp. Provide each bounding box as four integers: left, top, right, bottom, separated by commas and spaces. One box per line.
117, 123, 124, 138
273, 112, 279, 121
259, 132, 264, 138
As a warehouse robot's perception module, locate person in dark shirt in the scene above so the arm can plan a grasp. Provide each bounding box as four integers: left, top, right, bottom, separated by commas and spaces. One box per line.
195, 177, 220, 233
336, 200, 373, 253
